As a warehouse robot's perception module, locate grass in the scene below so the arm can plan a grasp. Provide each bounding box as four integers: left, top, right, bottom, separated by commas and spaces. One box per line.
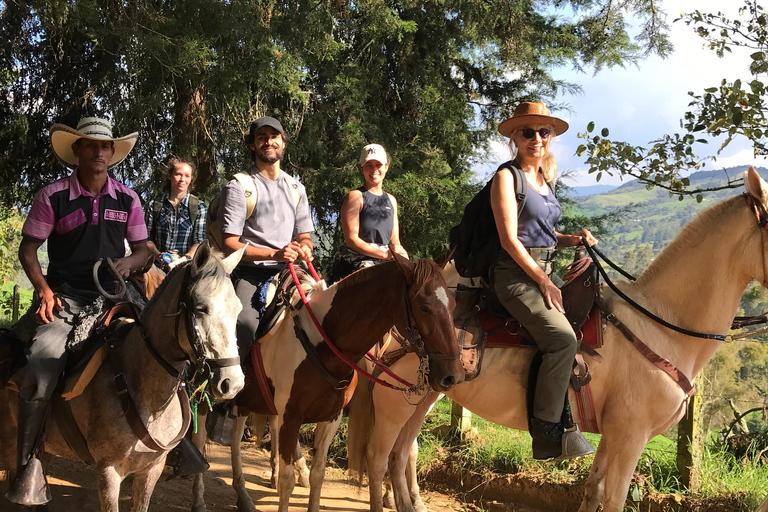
414, 397, 768, 506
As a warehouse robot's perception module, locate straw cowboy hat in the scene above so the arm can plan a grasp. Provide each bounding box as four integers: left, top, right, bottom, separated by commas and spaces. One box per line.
50, 117, 139, 168
498, 101, 569, 138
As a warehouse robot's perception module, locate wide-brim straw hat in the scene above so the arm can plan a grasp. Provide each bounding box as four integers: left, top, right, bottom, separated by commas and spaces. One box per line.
498, 102, 569, 138
50, 117, 138, 168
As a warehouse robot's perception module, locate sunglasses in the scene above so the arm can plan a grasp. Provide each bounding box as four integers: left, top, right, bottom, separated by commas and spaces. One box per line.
520, 128, 551, 139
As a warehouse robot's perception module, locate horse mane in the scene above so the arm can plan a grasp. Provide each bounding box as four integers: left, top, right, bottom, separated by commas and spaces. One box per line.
637, 195, 743, 283
336, 258, 445, 297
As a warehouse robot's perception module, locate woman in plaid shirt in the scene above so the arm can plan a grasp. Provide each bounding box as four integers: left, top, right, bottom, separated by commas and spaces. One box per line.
145, 158, 207, 266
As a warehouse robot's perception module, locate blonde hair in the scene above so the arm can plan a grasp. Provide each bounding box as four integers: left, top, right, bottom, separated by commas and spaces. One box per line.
508, 125, 558, 183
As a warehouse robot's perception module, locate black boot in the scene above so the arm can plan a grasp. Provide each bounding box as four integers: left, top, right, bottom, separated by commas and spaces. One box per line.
5, 399, 52, 506
530, 417, 565, 460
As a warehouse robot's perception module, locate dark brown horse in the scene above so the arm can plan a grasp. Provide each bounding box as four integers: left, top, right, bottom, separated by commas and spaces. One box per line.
190, 253, 464, 512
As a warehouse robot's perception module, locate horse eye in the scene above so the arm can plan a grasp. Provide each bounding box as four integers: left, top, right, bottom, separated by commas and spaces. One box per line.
194, 304, 208, 315
420, 305, 432, 314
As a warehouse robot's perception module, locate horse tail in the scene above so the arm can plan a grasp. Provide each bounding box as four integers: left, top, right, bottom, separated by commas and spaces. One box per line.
346, 360, 376, 485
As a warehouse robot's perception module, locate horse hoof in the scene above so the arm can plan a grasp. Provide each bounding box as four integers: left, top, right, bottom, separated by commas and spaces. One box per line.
297, 473, 310, 488
383, 495, 396, 509
236, 496, 256, 512
191, 505, 207, 512
269, 477, 278, 489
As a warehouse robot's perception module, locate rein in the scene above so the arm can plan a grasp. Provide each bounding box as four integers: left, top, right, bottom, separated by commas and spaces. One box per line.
287, 261, 422, 392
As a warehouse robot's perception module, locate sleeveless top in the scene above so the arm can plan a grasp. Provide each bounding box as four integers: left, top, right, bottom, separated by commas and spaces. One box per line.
357, 187, 394, 245
516, 183, 560, 248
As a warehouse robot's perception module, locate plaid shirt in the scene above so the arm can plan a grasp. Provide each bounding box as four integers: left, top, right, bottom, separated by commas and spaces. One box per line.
144, 192, 207, 255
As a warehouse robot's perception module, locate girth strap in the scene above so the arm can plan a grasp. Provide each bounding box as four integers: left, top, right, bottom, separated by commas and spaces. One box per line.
52, 397, 95, 465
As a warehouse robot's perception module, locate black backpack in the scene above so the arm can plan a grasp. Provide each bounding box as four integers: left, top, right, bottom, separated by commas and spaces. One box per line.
449, 161, 528, 278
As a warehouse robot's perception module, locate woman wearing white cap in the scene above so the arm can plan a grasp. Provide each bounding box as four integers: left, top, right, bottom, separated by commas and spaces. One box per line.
326, 144, 408, 284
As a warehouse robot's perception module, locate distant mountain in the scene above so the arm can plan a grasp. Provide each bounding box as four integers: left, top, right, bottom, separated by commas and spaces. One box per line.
573, 165, 768, 275
570, 184, 618, 196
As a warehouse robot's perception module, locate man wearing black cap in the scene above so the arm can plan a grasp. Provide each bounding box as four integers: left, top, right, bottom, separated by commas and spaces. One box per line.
218, 116, 314, 355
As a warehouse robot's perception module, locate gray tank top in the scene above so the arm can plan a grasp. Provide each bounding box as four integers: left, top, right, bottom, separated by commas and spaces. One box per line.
357, 187, 394, 245
516, 183, 560, 248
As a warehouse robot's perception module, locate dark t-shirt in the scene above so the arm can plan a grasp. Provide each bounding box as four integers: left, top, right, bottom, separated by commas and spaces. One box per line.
516, 183, 560, 248
22, 170, 148, 292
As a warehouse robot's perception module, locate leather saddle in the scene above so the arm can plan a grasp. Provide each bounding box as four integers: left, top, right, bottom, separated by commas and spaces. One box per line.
454, 252, 602, 389
255, 265, 318, 342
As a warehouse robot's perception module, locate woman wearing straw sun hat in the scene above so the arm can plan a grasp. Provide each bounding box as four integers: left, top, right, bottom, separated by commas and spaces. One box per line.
491, 101, 598, 461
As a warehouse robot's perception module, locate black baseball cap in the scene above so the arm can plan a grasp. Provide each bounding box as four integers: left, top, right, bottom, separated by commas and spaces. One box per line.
247, 116, 284, 144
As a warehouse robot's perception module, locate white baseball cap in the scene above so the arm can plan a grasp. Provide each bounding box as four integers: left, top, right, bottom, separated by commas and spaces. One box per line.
359, 144, 388, 166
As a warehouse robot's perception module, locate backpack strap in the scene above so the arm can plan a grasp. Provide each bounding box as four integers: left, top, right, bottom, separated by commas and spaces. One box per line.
188, 194, 199, 228
496, 160, 527, 217
233, 172, 258, 219
151, 198, 163, 240
281, 172, 302, 212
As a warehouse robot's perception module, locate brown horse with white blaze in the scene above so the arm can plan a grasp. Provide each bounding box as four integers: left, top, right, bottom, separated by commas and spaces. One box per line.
190, 253, 464, 512
348, 168, 768, 512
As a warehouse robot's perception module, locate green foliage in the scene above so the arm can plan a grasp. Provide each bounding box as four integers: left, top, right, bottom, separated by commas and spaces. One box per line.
577, 0, 768, 198
0, 204, 24, 283
0, 0, 670, 260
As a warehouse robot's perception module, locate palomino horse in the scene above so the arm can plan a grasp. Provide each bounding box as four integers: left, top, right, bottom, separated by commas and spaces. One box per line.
0, 242, 246, 512
190, 253, 464, 512
347, 168, 768, 512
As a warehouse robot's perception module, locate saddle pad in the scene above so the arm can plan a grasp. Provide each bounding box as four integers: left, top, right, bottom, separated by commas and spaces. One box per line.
483, 306, 603, 348
61, 318, 136, 401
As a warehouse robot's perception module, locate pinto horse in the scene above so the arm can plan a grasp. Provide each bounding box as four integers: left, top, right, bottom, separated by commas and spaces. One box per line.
347, 168, 768, 512
189, 253, 464, 512
0, 242, 245, 512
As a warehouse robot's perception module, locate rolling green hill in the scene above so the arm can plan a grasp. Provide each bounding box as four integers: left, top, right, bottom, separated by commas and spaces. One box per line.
574, 166, 768, 276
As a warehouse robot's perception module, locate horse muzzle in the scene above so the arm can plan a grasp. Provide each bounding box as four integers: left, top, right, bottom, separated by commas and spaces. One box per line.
427, 355, 465, 392
209, 365, 245, 400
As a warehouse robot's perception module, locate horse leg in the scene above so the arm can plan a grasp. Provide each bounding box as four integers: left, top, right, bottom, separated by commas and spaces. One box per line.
191, 408, 209, 512
276, 417, 301, 512
388, 397, 436, 512
294, 437, 310, 488
577, 438, 608, 512
383, 477, 396, 510
307, 416, 343, 512
130, 459, 165, 512
269, 415, 280, 488
229, 412, 255, 512
591, 430, 649, 512
405, 439, 426, 512
95, 464, 123, 512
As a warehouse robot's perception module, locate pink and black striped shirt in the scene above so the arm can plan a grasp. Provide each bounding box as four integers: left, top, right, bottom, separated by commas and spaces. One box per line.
22, 170, 148, 292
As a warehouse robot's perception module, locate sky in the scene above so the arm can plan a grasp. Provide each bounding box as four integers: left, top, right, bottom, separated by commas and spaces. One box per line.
480, 0, 762, 187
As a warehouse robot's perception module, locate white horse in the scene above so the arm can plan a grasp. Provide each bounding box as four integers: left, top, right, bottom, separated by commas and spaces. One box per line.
347, 168, 768, 512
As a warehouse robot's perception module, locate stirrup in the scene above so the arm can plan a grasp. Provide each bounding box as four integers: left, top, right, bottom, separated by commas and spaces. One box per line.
166, 437, 210, 477
5, 456, 52, 506
555, 425, 595, 461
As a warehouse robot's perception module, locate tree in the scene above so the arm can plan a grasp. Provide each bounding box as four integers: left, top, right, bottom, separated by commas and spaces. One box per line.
0, 0, 672, 260
576, 0, 768, 200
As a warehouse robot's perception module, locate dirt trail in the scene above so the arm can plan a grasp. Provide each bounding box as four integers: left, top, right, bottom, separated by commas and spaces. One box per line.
5, 442, 540, 512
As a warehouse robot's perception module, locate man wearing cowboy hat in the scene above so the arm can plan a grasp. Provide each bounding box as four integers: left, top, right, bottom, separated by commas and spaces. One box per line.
6, 117, 148, 506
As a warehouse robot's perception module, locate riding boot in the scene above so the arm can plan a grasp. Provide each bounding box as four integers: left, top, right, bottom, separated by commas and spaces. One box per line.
5, 399, 52, 506
530, 417, 565, 460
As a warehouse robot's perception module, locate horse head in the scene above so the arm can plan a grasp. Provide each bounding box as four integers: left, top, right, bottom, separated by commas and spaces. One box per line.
392, 252, 465, 392
183, 241, 245, 400
745, 167, 768, 288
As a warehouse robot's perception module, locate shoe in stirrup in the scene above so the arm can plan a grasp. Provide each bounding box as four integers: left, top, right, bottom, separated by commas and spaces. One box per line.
530, 417, 564, 460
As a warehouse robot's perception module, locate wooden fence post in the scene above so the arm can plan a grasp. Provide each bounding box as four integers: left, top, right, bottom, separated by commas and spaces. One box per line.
12, 284, 20, 323
676, 381, 704, 492
450, 401, 472, 439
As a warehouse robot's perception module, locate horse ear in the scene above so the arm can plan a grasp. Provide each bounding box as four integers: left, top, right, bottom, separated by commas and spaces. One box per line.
392, 251, 415, 284
191, 240, 212, 275
746, 167, 768, 206
221, 245, 246, 274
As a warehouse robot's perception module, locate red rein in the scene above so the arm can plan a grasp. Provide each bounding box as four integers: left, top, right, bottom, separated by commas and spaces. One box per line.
288, 261, 417, 391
